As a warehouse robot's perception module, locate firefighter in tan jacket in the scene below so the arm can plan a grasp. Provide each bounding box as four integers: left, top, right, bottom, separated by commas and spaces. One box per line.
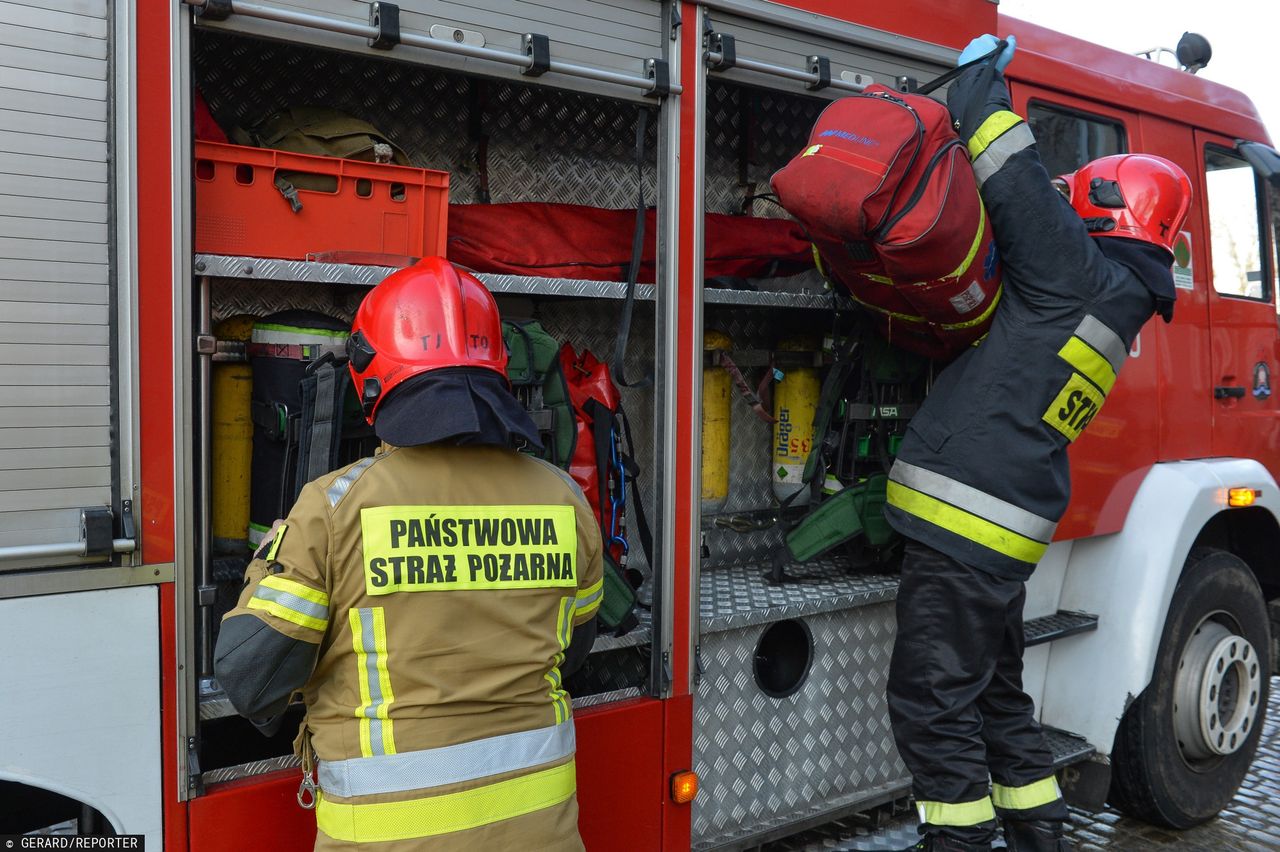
214, 257, 603, 851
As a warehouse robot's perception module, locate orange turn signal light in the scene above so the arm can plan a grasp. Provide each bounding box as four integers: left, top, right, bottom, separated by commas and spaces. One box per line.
1228, 487, 1261, 507
670, 770, 699, 804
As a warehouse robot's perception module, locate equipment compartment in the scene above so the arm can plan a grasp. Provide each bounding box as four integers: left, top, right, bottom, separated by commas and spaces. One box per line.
190, 25, 668, 784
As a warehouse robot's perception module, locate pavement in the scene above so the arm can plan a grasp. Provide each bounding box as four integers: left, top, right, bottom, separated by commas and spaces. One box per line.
764, 678, 1280, 851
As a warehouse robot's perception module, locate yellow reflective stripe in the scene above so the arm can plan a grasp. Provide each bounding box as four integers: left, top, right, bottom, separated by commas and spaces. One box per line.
944, 200, 987, 280
992, 776, 1062, 811
351, 610, 374, 757
967, 111, 1024, 160
259, 574, 329, 607
351, 608, 396, 757
810, 244, 826, 279
246, 597, 327, 632
1042, 372, 1106, 443
545, 597, 574, 725
574, 578, 604, 618
264, 523, 288, 561
1058, 337, 1117, 394
372, 608, 396, 756
360, 505, 579, 595
917, 796, 996, 827
887, 481, 1048, 564
802, 144, 822, 157
316, 758, 577, 844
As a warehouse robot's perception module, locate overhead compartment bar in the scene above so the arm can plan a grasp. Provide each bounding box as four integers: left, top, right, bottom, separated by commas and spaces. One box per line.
184, 0, 680, 96
699, 0, 958, 67
706, 32, 868, 93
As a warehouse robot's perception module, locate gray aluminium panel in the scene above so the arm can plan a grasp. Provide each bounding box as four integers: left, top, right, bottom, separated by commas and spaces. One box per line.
0, 0, 112, 561
692, 603, 910, 848
202, 754, 302, 786
197, 0, 663, 103
699, 560, 899, 634
704, 10, 950, 99
193, 29, 661, 208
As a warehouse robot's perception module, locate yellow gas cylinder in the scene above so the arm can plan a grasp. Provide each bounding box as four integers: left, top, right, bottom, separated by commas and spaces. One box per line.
212, 315, 257, 553
772, 336, 821, 506
702, 331, 733, 514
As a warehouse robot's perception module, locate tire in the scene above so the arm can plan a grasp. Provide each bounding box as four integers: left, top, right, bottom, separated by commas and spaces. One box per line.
1108, 547, 1271, 828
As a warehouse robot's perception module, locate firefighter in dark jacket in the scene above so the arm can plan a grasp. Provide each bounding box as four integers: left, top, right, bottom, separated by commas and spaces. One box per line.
881, 35, 1193, 852
213, 257, 603, 851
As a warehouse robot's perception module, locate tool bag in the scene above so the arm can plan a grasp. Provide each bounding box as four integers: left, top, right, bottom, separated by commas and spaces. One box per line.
247, 311, 353, 548
230, 105, 412, 199
770, 85, 1003, 360
232, 105, 411, 165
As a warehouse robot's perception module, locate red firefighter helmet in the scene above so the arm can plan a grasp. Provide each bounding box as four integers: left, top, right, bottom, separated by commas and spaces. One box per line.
348, 257, 507, 423
1059, 154, 1193, 254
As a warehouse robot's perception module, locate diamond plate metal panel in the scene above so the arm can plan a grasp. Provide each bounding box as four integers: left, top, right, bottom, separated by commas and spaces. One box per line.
700, 561, 898, 634
202, 754, 301, 786
692, 603, 910, 848
705, 82, 825, 219
194, 30, 658, 208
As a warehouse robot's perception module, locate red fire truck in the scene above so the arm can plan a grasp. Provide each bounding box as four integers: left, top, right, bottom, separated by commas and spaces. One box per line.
2, 0, 1279, 849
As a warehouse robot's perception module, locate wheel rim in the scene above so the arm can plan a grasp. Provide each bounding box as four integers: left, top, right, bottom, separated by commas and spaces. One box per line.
1173, 615, 1263, 761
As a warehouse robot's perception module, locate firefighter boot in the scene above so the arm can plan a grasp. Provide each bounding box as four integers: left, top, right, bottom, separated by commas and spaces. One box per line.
1001, 819, 1072, 852
893, 833, 993, 851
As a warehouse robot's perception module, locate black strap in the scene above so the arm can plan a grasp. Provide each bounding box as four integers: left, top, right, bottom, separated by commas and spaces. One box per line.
585, 398, 615, 532
915, 39, 1008, 97
617, 404, 654, 574
611, 107, 652, 388
293, 354, 351, 505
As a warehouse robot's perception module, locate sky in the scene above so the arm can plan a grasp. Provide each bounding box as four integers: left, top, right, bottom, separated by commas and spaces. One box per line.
997, 0, 1278, 142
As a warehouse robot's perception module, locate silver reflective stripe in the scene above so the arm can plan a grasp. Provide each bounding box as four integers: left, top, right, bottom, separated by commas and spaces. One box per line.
972, 122, 1036, 188
530, 456, 589, 505
890, 460, 1057, 543
1074, 315, 1127, 375
326, 456, 377, 509
252, 584, 329, 622
318, 720, 576, 798
575, 585, 603, 615
357, 607, 388, 755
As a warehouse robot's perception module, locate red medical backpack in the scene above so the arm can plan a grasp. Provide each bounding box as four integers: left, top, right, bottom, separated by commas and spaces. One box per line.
771, 84, 1003, 359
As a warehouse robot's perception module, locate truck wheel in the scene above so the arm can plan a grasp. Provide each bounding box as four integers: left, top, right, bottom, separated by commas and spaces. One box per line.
1108, 547, 1270, 828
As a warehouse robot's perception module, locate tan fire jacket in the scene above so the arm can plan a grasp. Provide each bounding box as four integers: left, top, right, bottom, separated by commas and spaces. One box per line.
224, 443, 603, 851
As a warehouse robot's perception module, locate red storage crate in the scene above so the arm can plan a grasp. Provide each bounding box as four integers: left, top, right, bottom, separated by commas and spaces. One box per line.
194, 141, 448, 260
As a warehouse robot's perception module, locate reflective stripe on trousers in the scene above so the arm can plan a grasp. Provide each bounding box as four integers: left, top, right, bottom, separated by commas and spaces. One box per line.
916, 796, 996, 827
992, 776, 1063, 812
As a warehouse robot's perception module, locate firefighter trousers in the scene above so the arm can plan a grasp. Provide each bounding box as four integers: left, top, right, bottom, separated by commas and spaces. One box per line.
887, 540, 1068, 841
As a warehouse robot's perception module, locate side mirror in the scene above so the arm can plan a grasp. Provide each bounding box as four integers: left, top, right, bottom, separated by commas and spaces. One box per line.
1237, 141, 1280, 186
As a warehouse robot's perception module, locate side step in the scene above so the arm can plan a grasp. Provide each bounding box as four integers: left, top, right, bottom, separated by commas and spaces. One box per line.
1024, 610, 1099, 647
1044, 726, 1095, 769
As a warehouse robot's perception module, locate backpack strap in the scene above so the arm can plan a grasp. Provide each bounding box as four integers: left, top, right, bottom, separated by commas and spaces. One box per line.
293, 353, 351, 504
616, 404, 654, 576
914, 39, 1009, 96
